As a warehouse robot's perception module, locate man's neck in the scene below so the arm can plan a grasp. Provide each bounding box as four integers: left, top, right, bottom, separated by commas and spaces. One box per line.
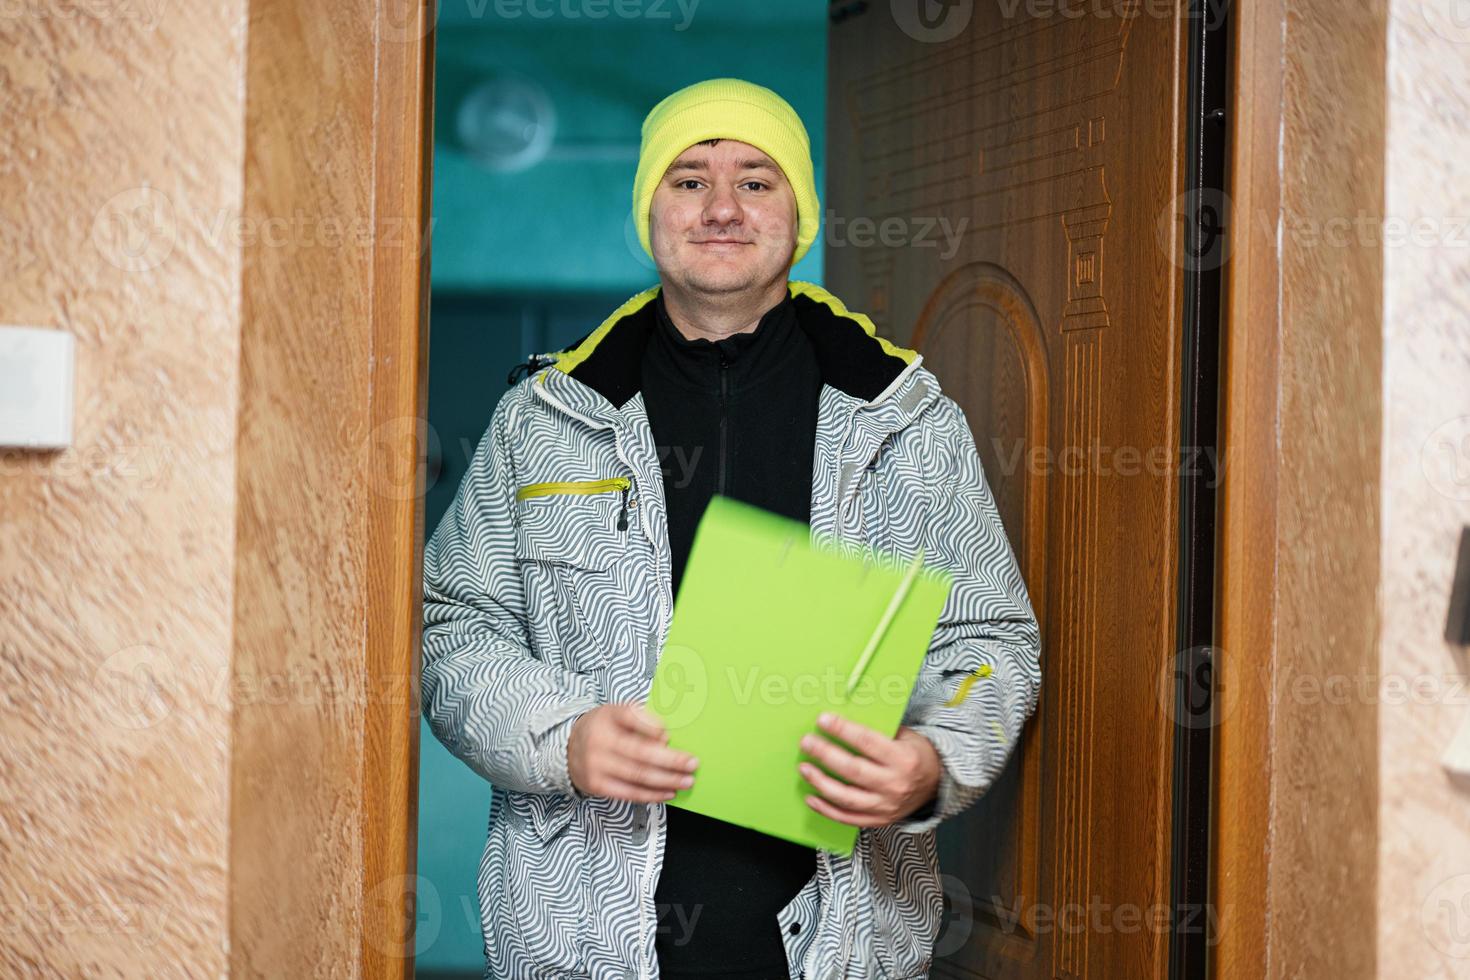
658, 279, 791, 344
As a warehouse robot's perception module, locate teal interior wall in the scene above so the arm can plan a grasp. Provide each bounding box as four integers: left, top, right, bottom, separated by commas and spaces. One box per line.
417, 4, 827, 973
430, 4, 828, 294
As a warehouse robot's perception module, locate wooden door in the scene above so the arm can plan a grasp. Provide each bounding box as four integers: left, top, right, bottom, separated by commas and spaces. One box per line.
827, 3, 1192, 977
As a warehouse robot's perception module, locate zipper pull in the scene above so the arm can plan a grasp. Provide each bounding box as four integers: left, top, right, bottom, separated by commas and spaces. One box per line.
617, 485, 630, 531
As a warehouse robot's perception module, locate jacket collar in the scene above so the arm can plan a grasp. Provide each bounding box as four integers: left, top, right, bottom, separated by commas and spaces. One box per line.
532, 280, 936, 431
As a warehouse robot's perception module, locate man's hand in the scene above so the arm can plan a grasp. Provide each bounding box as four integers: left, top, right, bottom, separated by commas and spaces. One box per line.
567, 702, 699, 803
797, 713, 941, 827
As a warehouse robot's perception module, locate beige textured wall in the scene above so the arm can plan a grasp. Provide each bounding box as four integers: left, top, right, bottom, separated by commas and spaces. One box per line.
1, 3, 422, 974
0, 3, 246, 975
1380, 1, 1470, 975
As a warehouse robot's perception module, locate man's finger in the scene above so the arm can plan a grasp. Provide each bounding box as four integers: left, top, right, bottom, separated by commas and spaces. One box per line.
604, 755, 697, 793
803, 792, 890, 828
619, 734, 699, 775
597, 776, 682, 804
798, 760, 884, 814
814, 712, 900, 764
800, 729, 885, 790
619, 702, 668, 740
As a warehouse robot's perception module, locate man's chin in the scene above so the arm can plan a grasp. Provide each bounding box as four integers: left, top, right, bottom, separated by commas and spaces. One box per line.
676, 265, 762, 295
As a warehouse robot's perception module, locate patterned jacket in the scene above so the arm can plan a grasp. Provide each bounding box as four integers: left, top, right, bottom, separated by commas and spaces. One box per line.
421, 280, 1043, 979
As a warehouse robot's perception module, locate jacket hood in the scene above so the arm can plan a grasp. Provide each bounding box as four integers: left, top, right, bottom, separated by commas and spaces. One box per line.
538, 280, 923, 411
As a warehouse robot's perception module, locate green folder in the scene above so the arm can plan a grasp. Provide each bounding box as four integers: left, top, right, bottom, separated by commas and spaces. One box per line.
646, 495, 953, 856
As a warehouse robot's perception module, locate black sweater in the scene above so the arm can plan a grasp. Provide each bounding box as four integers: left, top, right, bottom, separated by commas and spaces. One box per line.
643, 287, 821, 979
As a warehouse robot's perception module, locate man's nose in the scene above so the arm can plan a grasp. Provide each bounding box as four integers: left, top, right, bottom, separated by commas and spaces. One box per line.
701, 182, 742, 226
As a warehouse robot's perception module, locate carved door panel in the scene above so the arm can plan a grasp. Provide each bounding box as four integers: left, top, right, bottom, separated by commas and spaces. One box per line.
828, 4, 1190, 977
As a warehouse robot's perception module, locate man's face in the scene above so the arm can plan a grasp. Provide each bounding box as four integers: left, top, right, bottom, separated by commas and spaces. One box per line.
648, 139, 798, 297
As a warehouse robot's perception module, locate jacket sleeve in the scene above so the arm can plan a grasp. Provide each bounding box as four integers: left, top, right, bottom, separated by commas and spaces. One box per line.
889, 394, 1043, 833
420, 393, 601, 798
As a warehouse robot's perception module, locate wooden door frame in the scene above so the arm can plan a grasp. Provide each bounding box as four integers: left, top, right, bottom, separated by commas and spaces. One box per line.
228, 0, 432, 972
362, 1, 435, 977
342, 0, 1392, 976
1214, 0, 1385, 976
338, 0, 437, 976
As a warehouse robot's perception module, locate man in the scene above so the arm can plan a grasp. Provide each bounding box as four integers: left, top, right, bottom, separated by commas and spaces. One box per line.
422, 77, 1042, 979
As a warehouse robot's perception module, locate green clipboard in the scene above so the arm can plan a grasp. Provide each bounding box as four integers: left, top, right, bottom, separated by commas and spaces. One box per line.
645, 495, 953, 856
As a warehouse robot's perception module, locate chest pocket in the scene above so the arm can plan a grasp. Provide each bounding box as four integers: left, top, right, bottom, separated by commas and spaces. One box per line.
513, 479, 631, 674
856, 459, 894, 558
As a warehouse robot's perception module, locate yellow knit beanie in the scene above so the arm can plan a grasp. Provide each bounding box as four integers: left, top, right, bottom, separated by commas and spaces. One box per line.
632, 78, 820, 267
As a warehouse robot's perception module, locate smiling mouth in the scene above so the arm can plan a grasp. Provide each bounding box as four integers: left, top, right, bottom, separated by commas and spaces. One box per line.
693, 240, 751, 246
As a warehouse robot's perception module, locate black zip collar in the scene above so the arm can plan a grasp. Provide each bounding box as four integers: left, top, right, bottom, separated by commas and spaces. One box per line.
647, 288, 801, 392
537, 283, 915, 410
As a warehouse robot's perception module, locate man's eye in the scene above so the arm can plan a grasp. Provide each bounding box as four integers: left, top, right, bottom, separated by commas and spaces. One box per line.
674, 179, 768, 191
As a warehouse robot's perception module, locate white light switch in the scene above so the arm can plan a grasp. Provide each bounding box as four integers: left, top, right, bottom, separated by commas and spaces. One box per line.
0, 326, 75, 449
1443, 715, 1470, 780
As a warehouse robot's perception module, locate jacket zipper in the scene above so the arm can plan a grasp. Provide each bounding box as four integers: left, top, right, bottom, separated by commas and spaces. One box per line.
524, 364, 936, 977
718, 353, 729, 494
515, 477, 632, 531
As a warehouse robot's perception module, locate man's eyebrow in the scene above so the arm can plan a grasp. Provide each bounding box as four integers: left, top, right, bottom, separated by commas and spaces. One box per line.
665, 158, 783, 176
